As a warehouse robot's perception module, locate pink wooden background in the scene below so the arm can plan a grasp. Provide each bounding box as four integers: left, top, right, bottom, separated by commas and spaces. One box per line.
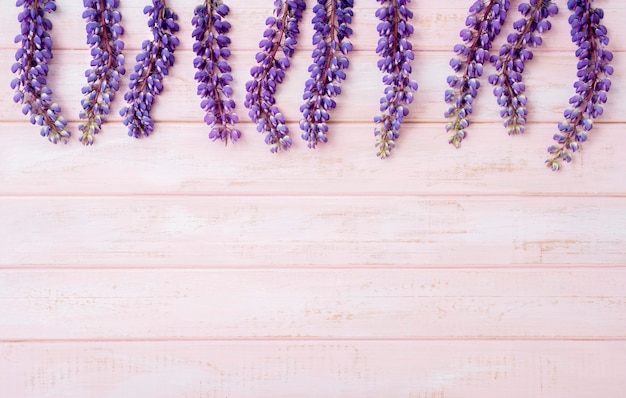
1, 0, 625, 396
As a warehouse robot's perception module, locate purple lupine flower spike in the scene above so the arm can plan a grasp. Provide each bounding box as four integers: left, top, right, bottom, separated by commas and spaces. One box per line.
489, 0, 558, 135
192, 0, 241, 144
299, 0, 354, 149
119, 0, 179, 138
445, 0, 510, 148
373, 0, 418, 159
79, 0, 126, 145
546, 0, 613, 171
244, 0, 306, 153
11, 0, 70, 144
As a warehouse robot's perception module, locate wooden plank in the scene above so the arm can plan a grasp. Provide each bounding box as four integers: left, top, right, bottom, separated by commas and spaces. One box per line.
1, 340, 625, 397
1, 269, 626, 340
1, 50, 624, 124
1, 0, 625, 52
1, 122, 625, 195
0, 196, 624, 267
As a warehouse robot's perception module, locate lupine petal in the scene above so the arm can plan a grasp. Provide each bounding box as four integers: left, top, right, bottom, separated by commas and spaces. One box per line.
119, 0, 179, 139
547, 0, 612, 170
192, 0, 239, 144
372, 0, 418, 158
244, 0, 306, 152
446, 0, 511, 147
298, 0, 354, 149
12, 0, 71, 143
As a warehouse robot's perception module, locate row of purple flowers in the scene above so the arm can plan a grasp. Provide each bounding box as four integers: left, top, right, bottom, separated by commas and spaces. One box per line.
11, 0, 612, 170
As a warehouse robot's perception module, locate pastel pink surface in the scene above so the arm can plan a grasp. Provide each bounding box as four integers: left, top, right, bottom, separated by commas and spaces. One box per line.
0, 1, 625, 397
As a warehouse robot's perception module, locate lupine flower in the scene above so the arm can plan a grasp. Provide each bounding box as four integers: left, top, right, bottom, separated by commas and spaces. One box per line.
546, 0, 613, 171
299, 0, 354, 149
192, 0, 240, 144
373, 0, 418, 159
11, 0, 70, 144
445, 0, 510, 148
119, 0, 179, 138
244, 0, 306, 153
79, 0, 125, 145
489, 0, 558, 135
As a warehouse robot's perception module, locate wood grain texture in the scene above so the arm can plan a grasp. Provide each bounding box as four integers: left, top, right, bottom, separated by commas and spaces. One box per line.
1, 196, 624, 267
2, 269, 626, 340
2, 341, 626, 398
1, 122, 625, 195
1, 0, 625, 396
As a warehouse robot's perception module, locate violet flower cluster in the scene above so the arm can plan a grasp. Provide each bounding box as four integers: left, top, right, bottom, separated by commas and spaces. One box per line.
119, 0, 179, 138
79, 0, 125, 145
445, 0, 509, 148
373, 0, 418, 159
244, 0, 306, 153
192, 0, 240, 144
546, 0, 613, 171
489, 0, 558, 135
299, 0, 354, 149
11, 0, 70, 144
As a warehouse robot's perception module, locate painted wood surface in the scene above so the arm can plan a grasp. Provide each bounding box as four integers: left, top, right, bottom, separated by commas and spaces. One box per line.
2, 123, 626, 196
2, 341, 626, 398
2, 269, 626, 339
1, 0, 625, 397
1, 196, 625, 267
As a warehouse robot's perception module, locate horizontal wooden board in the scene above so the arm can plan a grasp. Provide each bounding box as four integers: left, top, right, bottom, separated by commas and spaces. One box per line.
1, 50, 624, 125
1, 269, 626, 340
0, 196, 624, 267
1, 122, 625, 195
1, 0, 625, 52
2, 340, 626, 397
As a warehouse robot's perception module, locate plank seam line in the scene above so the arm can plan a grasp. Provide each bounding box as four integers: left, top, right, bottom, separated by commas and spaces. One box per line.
2, 337, 626, 344
4, 48, 625, 54
2, 118, 626, 125
1, 194, 625, 199
1, 265, 626, 271
1, 121, 625, 126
